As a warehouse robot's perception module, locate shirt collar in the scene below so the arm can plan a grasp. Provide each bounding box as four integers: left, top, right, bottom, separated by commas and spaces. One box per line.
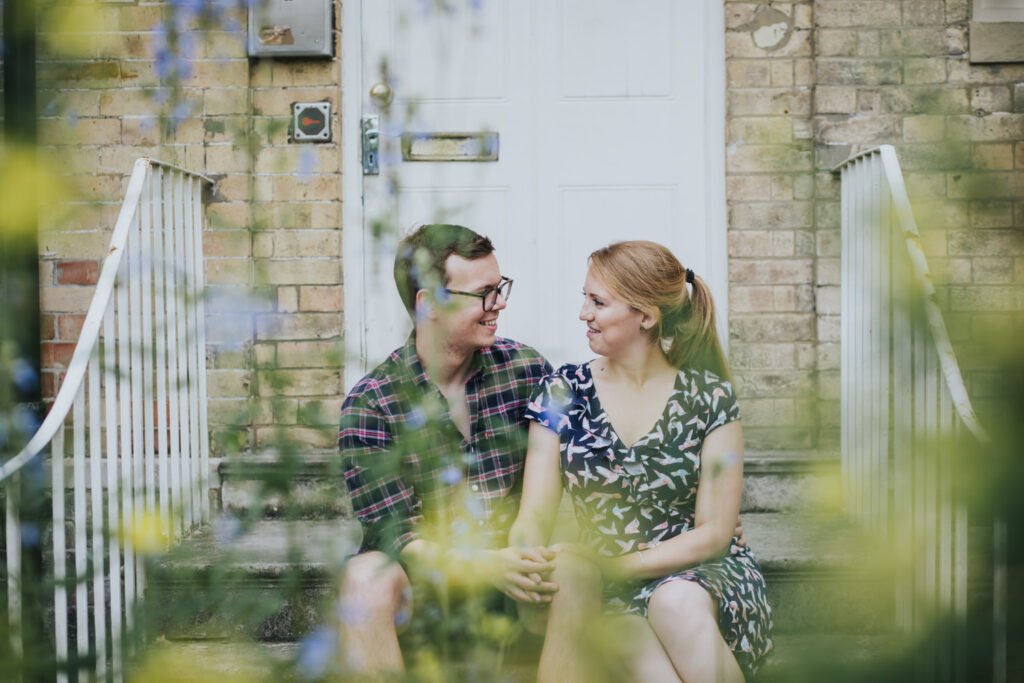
399, 332, 489, 390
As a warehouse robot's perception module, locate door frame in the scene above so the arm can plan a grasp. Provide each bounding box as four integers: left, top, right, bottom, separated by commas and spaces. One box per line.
341, 0, 728, 389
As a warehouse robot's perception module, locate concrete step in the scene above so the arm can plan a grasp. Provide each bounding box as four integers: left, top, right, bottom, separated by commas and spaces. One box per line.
150, 511, 894, 642
142, 633, 906, 682
214, 448, 841, 518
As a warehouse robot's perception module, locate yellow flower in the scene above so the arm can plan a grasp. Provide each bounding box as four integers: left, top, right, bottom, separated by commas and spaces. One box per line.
0, 147, 74, 238
118, 510, 168, 556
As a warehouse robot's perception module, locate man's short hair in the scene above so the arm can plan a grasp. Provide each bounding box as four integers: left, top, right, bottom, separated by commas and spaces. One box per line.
393, 224, 495, 317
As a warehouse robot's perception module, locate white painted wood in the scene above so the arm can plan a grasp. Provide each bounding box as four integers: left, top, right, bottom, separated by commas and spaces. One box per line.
90, 339, 107, 682
164, 169, 183, 541
154, 168, 172, 544
5, 476, 21, 670
73, 387, 89, 669
52, 426, 68, 683
345, 0, 728, 383
126, 206, 144, 636
108, 281, 125, 682
2, 160, 209, 682
191, 176, 212, 522
837, 147, 992, 674
174, 172, 194, 533
184, 176, 203, 526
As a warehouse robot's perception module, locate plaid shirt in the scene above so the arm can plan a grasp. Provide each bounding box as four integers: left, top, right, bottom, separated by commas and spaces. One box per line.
339, 335, 552, 554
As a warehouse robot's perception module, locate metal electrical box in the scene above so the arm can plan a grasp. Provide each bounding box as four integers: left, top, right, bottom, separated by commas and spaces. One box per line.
248, 0, 333, 58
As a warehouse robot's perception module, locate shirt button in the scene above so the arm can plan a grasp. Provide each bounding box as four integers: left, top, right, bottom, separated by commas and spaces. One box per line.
471, 484, 480, 492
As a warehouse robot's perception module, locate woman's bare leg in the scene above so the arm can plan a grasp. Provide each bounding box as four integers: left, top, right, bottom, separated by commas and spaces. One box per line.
647, 580, 744, 683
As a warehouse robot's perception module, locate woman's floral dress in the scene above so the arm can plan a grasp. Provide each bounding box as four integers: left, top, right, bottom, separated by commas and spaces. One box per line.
525, 362, 773, 679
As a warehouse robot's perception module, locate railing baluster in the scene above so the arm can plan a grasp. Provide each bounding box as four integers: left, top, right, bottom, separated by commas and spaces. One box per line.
6, 474, 22, 678
174, 171, 195, 533
112, 237, 131, 683
184, 176, 203, 526
192, 176, 211, 524
126, 192, 145, 642
73, 386, 88, 675
90, 336, 107, 681
52, 424, 68, 683
164, 169, 183, 541
153, 168, 172, 545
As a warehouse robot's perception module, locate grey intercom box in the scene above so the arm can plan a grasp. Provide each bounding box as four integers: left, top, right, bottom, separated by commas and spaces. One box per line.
248, 0, 333, 58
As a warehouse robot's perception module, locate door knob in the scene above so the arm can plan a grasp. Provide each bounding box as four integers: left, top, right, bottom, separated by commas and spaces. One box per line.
369, 82, 394, 108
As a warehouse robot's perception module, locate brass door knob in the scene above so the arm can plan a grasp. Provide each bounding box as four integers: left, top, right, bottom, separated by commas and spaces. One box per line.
369, 82, 394, 108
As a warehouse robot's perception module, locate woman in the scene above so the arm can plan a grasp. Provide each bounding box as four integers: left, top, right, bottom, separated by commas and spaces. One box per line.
510, 241, 773, 682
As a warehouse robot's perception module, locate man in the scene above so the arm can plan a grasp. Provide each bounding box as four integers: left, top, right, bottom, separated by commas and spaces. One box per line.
337, 224, 573, 676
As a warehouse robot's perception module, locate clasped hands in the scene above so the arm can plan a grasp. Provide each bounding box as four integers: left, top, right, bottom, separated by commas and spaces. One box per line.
483, 516, 747, 603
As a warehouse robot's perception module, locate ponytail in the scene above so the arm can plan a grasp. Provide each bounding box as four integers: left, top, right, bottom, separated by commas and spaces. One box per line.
662, 274, 731, 381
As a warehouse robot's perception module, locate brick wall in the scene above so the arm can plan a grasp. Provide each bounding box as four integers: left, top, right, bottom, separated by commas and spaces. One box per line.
725, 0, 1024, 451
34, 2, 344, 454
29, 1, 1023, 456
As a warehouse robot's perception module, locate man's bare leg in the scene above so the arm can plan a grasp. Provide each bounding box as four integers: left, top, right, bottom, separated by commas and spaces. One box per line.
336, 551, 412, 676
536, 549, 606, 683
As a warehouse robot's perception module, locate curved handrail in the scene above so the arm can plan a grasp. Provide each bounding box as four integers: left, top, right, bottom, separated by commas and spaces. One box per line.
835, 145, 990, 446
0, 158, 215, 482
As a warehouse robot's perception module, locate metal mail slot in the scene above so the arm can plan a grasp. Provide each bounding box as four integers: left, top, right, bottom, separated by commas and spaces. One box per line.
401, 132, 499, 162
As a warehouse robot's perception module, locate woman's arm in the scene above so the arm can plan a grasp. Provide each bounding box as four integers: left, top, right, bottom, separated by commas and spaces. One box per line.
508, 422, 564, 548
608, 421, 745, 581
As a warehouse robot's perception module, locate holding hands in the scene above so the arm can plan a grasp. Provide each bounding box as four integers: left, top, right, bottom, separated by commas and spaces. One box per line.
484, 546, 559, 603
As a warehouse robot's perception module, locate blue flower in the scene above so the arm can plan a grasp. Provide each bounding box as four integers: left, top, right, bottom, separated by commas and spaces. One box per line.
297, 148, 317, 180
15, 405, 40, 439
12, 358, 38, 395
20, 523, 41, 549
212, 515, 242, 545
407, 408, 426, 429
296, 625, 336, 680
439, 465, 461, 485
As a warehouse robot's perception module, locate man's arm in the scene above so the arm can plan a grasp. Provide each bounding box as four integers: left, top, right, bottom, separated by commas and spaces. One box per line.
340, 390, 423, 555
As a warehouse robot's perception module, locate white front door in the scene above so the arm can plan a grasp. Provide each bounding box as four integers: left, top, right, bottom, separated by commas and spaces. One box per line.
342, 0, 726, 385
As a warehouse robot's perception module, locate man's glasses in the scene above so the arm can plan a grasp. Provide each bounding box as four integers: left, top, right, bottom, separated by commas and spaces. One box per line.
444, 276, 513, 312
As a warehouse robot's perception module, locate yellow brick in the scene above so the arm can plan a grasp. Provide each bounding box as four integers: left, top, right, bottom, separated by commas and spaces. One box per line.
299, 285, 343, 312
206, 259, 252, 285
41, 285, 96, 313
254, 259, 341, 285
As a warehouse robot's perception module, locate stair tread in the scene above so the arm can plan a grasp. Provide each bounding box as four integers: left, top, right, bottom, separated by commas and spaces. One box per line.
159, 511, 869, 575
151, 632, 901, 679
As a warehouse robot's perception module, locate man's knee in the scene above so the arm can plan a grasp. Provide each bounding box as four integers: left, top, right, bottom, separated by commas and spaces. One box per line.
340, 551, 411, 616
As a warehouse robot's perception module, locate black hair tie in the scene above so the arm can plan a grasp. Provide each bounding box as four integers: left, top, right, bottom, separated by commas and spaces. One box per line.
685, 268, 695, 284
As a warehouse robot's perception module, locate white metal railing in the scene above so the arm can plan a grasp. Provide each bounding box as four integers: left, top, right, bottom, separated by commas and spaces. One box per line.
1, 158, 213, 682
838, 145, 1002, 682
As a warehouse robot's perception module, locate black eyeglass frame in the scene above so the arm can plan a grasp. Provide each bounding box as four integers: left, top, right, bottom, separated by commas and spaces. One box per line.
443, 276, 513, 311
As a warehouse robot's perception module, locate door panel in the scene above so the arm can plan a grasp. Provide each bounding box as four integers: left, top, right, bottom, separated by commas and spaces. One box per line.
345, 0, 725, 382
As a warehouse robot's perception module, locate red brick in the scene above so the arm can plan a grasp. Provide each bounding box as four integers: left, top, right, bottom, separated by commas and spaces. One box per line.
57, 314, 87, 341
41, 342, 77, 369
41, 315, 56, 341
55, 260, 100, 286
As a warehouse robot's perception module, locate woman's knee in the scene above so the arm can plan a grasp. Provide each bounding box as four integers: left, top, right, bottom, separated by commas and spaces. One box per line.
647, 580, 716, 635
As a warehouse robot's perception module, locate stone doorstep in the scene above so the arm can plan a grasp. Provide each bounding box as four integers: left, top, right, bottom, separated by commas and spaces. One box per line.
212, 449, 842, 517
147, 632, 904, 682
150, 512, 898, 641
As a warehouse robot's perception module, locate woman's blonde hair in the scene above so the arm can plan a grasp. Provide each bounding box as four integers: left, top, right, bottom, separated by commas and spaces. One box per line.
588, 240, 730, 379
